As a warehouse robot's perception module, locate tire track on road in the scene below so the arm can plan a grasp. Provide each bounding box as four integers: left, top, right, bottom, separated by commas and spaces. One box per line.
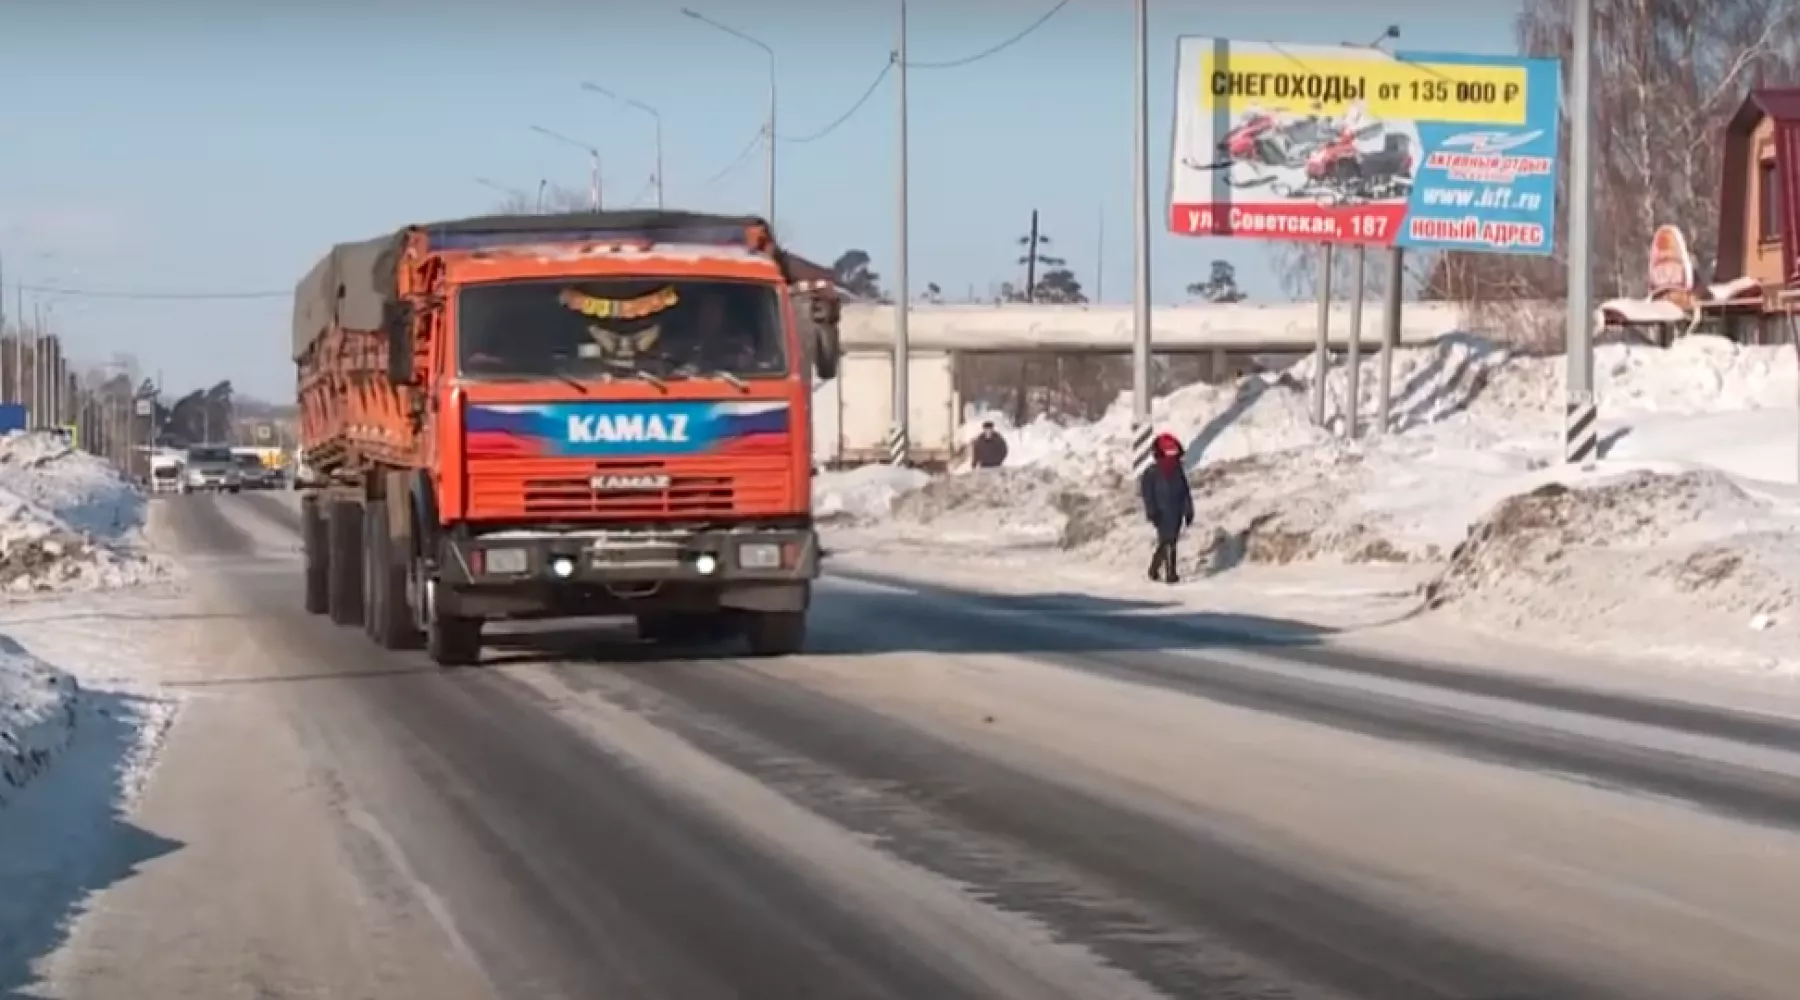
529, 650, 1609, 1000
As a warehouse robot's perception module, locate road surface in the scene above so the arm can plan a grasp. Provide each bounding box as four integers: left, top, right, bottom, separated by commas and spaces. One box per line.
24, 492, 1800, 999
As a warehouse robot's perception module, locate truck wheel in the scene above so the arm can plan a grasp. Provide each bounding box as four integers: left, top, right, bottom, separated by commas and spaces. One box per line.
367, 501, 422, 650
302, 495, 330, 615
427, 615, 482, 667
360, 504, 383, 639
743, 611, 806, 657
326, 500, 365, 628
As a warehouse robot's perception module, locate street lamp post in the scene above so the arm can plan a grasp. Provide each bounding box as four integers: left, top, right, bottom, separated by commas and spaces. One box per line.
1565, 0, 1596, 467
892, 0, 910, 466
681, 8, 776, 224
529, 125, 603, 210
583, 82, 665, 209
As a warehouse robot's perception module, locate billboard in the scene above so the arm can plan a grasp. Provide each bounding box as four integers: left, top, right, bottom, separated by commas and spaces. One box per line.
1169, 38, 1563, 255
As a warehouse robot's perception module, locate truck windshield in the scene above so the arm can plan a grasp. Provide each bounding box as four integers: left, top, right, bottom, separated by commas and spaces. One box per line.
187, 447, 232, 463
457, 278, 787, 381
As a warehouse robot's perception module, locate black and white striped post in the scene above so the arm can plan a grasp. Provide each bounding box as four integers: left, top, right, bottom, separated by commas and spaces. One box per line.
1564, 389, 1597, 466
886, 424, 909, 466
1130, 422, 1156, 477
1565, 0, 1596, 467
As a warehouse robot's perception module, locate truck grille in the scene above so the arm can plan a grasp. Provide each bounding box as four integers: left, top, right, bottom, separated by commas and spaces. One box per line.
467, 457, 793, 520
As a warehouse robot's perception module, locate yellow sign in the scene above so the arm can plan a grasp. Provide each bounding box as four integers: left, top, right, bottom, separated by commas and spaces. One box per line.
1199, 49, 1529, 126
557, 286, 680, 322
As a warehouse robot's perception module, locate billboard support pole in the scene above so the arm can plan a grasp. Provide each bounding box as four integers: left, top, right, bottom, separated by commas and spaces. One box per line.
1312, 244, 1334, 427
1345, 246, 1365, 439
889, 2, 911, 467
1129, 0, 1153, 475
1565, 0, 1597, 466
1377, 247, 1403, 434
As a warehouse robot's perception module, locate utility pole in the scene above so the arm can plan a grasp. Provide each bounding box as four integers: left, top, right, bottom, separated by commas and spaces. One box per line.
1025, 210, 1040, 303
1129, 0, 1154, 475
1565, 0, 1596, 466
890, 2, 910, 466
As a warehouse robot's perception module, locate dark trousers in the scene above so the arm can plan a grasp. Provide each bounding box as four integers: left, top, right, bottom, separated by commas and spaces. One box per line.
1148, 536, 1179, 581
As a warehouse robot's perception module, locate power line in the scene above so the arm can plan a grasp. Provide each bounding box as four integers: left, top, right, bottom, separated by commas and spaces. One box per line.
906, 0, 1072, 69
17, 282, 287, 301
770, 0, 1070, 146
777, 55, 896, 143
702, 128, 767, 185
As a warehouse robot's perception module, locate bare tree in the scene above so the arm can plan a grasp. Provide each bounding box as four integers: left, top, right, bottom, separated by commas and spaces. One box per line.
1423, 0, 1800, 349
492, 183, 597, 215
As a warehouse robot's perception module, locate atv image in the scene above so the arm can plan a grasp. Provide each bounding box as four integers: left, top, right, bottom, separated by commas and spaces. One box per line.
1274, 131, 1415, 205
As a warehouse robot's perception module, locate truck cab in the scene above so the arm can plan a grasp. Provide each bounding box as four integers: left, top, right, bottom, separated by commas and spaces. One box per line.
295, 211, 842, 665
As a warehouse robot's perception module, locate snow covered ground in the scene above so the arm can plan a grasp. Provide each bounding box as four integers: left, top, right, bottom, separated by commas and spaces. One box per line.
817, 334, 1800, 680
0, 433, 179, 985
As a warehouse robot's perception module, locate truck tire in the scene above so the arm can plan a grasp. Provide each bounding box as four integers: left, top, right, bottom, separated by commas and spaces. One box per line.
301, 495, 329, 615
366, 500, 422, 650
326, 500, 365, 628
743, 611, 806, 657
427, 615, 482, 667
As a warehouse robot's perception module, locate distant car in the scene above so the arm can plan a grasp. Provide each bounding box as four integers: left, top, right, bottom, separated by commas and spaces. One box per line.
234, 453, 274, 490
182, 445, 242, 494
149, 457, 183, 495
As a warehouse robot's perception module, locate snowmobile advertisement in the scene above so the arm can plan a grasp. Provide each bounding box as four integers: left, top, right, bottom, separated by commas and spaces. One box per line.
1168, 38, 1561, 256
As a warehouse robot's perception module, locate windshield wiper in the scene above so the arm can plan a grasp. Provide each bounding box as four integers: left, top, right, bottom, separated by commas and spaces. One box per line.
671, 364, 750, 392
602, 360, 668, 392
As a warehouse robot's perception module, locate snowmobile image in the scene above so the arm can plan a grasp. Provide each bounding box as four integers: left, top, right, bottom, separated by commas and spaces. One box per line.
1184, 101, 1385, 192
1276, 132, 1414, 205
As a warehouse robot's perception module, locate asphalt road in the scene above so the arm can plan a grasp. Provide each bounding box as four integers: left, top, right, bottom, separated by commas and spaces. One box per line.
30, 491, 1800, 1000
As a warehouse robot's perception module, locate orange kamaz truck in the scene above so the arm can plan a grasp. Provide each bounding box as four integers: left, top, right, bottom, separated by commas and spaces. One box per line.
292, 211, 842, 665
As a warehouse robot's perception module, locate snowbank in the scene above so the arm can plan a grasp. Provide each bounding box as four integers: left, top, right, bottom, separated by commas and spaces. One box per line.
0, 433, 168, 594
827, 333, 1800, 675
0, 641, 78, 806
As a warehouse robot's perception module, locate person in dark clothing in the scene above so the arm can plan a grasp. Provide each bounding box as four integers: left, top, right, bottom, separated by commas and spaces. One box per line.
1139, 432, 1194, 583
970, 421, 1009, 469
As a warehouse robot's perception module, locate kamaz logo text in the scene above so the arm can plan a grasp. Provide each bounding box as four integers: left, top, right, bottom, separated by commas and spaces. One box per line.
590, 473, 672, 491
566, 412, 691, 444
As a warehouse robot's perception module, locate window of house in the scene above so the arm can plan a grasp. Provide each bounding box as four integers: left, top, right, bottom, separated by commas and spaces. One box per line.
1760, 159, 1783, 243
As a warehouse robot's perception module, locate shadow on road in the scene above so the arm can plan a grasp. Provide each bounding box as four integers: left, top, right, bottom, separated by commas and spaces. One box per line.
481, 570, 1332, 666
0, 690, 182, 999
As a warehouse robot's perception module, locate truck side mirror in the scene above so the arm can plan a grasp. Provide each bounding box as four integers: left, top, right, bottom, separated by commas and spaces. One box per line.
807, 295, 841, 381
383, 302, 415, 385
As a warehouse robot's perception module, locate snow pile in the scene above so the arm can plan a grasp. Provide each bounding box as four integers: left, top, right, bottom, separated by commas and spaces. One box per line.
814, 464, 932, 523
832, 332, 1800, 672
0, 433, 168, 593
961, 333, 1797, 482
0, 642, 78, 806
1422, 470, 1800, 670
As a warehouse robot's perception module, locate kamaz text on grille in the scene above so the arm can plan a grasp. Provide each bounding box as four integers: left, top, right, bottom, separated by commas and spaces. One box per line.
566, 413, 691, 444
1210, 72, 1522, 107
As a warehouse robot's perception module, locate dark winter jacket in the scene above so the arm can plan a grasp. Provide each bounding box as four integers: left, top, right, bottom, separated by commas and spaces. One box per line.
971, 430, 1009, 469
1139, 459, 1194, 541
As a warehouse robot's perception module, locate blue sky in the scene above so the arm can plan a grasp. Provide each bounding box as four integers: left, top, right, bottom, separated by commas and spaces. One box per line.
0, 0, 1520, 400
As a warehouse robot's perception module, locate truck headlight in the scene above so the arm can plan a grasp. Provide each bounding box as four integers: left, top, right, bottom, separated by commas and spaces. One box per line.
484, 547, 528, 574
738, 542, 781, 569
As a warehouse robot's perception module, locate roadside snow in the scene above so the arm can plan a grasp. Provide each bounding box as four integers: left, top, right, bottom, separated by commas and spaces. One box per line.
822, 333, 1800, 678
0, 432, 171, 593
0, 439, 182, 985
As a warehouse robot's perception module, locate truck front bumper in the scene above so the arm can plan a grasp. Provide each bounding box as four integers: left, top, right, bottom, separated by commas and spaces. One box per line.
435, 525, 819, 619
